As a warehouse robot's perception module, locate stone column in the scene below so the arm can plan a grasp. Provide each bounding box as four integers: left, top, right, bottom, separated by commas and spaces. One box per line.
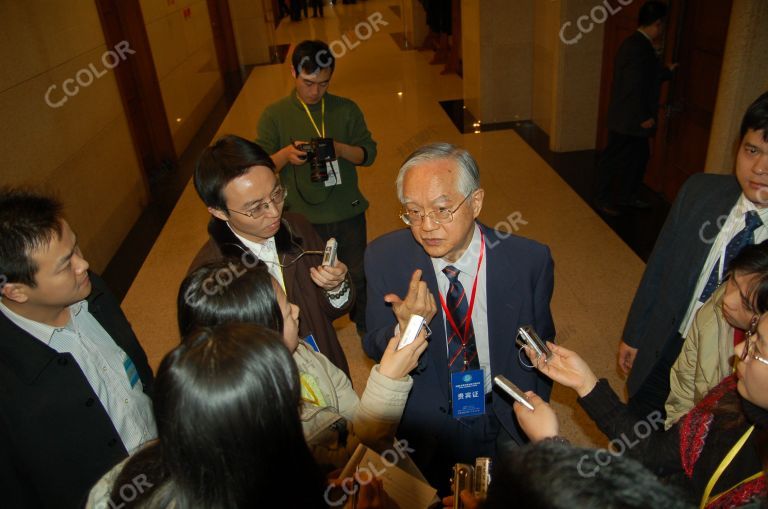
461, 0, 534, 124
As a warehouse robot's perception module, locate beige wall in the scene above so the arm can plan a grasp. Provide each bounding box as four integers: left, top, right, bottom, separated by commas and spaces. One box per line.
228, 0, 275, 66
464, 0, 602, 149
140, 0, 223, 156
533, 0, 604, 151
0, 1, 147, 273
462, 0, 534, 124
402, 0, 429, 48
705, 0, 768, 175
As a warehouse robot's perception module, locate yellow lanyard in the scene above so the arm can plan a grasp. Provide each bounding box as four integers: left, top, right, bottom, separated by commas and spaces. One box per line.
297, 94, 325, 138
300, 376, 321, 406
700, 425, 755, 508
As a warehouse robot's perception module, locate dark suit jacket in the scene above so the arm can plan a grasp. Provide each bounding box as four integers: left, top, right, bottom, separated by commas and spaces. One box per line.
607, 31, 672, 137
624, 173, 741, 395
189, 212, 353, 377
0, 273, 154, 509
363, 223, 555, 460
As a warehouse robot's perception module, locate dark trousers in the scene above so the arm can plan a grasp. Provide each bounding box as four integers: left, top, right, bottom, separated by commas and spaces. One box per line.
627, 333, 685, 420
291, 0, 307, 20
313, 213, 367, 334
278, 0, 290, 17
595, 130, 651, 204
310, 0, 324, 16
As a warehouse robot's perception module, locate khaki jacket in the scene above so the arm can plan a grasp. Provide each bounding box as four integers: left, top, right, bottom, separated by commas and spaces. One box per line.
293, 342, 412, 470
665, 284, 734, 428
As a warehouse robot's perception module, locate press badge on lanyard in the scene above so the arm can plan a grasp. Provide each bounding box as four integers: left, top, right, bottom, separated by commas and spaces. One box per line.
451, 369, 485, 417
443, 233, 486, 419
324, 160, 341, 187
297, 94, 342, 188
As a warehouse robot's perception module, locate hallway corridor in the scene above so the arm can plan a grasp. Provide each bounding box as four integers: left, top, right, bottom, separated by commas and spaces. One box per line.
121, 0, 646, 447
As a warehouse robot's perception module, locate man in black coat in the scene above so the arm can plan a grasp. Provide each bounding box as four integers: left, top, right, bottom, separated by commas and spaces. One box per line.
0, 189, 156, 508
594, 1, 676, 216
619, 92, 768, 419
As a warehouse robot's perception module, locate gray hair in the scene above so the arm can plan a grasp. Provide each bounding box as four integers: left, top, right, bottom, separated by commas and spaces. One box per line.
395, 143, 480, 203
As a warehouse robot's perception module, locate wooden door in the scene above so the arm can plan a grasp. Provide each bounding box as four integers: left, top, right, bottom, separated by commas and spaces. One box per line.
95, 0, 176, 189
596, 0, 733, 203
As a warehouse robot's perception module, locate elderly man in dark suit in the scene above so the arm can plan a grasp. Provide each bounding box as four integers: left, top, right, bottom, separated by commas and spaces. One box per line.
594, 1, 676, 216
0, 189, 155, 508
620, 91, 768, 419
363, 143, 555, 493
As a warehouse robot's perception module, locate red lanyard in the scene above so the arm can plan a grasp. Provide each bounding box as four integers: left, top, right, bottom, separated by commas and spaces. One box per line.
438, 233, 485, 346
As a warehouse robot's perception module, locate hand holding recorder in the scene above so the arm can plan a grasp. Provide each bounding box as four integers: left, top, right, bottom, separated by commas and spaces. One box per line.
495, 375, 559, 442
310, 238, 349, 292
522, 341, 599, 398
378, 315, 429, 380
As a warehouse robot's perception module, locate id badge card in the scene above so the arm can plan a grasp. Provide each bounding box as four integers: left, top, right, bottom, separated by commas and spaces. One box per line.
323, 160, 342, 187
451, 369, 485, 418
304, 333, 321, 352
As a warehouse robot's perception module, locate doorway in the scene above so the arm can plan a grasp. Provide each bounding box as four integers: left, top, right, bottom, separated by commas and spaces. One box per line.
596, 0, 733, 203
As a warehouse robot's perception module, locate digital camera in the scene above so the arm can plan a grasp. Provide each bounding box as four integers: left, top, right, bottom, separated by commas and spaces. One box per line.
296, 137, 336, 182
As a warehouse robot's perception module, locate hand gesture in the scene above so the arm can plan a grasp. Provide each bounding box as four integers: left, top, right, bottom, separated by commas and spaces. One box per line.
617, 340, 638, 375
640, 118, 656, 129
378, 328, 429, 380
310, 260, 348, 291
384, 270, 437, 331
512, 391, 559, 442
525, 342, 598, 397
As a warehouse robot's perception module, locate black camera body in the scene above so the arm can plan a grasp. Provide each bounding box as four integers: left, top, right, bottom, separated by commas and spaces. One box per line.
296, 137, 336, 182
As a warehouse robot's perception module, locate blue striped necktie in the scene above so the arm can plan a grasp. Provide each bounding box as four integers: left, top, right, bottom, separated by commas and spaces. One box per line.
443, 265, 480, 372
699, 210, 762, 303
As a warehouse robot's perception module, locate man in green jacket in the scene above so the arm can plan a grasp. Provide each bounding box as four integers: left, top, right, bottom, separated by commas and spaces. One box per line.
256, 39, 377, 336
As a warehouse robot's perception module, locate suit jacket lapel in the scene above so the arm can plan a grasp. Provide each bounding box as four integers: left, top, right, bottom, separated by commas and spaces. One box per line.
480, 225, 522, 377
413, 246, 452, 400
686, 192, 741, 293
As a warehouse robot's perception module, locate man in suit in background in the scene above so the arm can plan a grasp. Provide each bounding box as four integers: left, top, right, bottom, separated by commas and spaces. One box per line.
594, 0, 676, 216
0, 189, 155, 508
619, 91, 768, 419
363, 143, 555, 493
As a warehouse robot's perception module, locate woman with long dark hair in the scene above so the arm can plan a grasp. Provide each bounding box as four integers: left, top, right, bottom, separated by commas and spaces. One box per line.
177, 258, 427, 471
87, 323, 326, 508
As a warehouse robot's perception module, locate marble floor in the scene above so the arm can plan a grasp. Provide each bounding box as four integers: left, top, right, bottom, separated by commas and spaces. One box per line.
121, 0, 647, 447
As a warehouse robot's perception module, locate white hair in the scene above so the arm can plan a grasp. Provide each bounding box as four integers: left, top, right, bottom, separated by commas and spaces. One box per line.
395, 143, 480, 203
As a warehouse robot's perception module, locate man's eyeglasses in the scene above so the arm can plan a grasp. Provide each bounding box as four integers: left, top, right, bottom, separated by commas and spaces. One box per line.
741, 335, 768, 367
400, 191, 474, 226
228, 186, 287, 220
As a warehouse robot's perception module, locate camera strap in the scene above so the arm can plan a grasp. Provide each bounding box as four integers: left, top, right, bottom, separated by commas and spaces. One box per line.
297, 94, 325, 138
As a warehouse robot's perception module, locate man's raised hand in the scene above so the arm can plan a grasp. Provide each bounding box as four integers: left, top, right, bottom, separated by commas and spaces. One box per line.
383, 269, 437, 331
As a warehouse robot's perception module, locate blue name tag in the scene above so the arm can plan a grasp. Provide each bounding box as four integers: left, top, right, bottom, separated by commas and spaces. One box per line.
123, 357, 139, 388
304, 334, 321, 353
451, 369, 485, 418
